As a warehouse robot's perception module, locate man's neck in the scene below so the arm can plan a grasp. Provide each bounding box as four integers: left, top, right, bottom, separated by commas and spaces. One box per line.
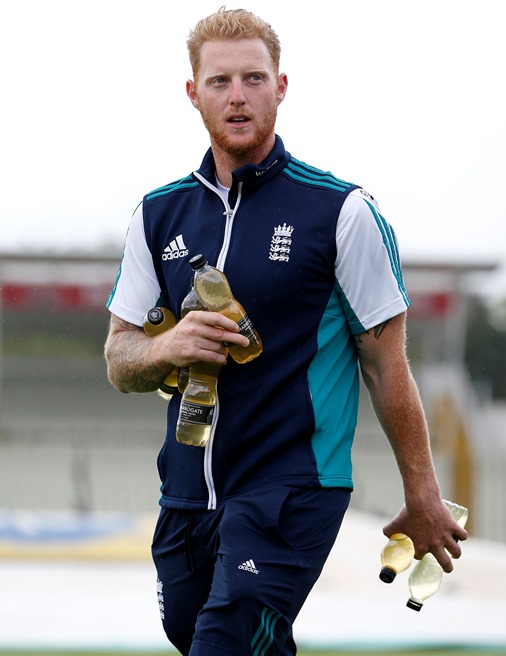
212, 137, 275, 188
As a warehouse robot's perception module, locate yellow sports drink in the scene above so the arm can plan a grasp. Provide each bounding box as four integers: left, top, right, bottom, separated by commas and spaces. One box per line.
379, 533, 415, 583
189, 254, 262, 364
406, 500, 468, 610
176, 361, 219, 447
143, 307, 179, 399
175, 284, 221, 447
177, 283, 208, 393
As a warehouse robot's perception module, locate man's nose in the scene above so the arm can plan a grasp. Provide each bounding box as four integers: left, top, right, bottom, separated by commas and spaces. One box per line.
229, 79, 246, 106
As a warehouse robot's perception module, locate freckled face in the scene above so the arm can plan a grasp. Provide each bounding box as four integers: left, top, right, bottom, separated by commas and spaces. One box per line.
188, 38, 287, 161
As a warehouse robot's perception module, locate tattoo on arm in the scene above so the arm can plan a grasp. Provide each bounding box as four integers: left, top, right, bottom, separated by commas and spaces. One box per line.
113, 316, 140, 332
105, 315, 171, 393
373, 319, 391, 339
354, 319, 392, 351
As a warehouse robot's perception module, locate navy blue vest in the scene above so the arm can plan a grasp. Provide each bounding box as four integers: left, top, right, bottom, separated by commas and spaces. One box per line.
142, 136, 359, 509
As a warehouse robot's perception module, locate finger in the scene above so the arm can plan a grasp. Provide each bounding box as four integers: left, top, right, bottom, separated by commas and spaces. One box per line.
435, 547, 455, 573
454, 526, 468, 542
221, 332, 250, 347
382, 523, 398, 539
382, 509, 405, 538
197, 311, 240, 332
201, 350, 229, 365
181, 319, 227, 343
445, 535, 464, 560
197, 337, 229, 356
183, 313, 248, 346
187, 341, 228, 366
201, 326, 249, 347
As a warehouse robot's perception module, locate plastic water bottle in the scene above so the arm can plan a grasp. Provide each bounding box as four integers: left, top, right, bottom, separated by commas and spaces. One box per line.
177, 283, 208, 394
444, 500, 469, 528
379, 533, 415, 583
143, 307, 179, 399
176, 360, 219, 447
174, 282, 221, 447
406, 552, 443, 611
189, 254, 263, 364
406, 500, 468, 611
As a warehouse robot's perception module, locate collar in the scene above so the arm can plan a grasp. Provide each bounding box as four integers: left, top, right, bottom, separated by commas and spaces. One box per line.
194, 135, 291, 191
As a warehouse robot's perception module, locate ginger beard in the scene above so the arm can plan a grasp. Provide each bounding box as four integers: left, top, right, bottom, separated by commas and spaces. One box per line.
197, 98, 279, 159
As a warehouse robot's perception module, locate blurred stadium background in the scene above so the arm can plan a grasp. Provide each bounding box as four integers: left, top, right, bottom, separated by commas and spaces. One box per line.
1, 250, 506, 653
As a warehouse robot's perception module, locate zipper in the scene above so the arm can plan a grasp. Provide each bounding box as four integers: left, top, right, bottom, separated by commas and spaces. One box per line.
193, 173, 243, 509
203, 396, 218, 510
216, 183, 242, 269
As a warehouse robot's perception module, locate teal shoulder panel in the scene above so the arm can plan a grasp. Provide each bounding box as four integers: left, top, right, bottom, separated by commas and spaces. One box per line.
106, 231, 128, 309
284, 159, 355, 193
364, 200, 410, 306
145, 175, 199, 202
334, 277, 366, 336
106, 258, 122, 309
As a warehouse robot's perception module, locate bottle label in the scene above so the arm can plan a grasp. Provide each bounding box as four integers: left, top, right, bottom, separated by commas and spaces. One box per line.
179, 401, 214, 425
237, 314, 255, 340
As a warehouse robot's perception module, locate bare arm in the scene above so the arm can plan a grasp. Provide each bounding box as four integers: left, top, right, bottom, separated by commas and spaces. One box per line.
104, 315, 169, 393
104, 311, 249, 394
355, 312, 467, 571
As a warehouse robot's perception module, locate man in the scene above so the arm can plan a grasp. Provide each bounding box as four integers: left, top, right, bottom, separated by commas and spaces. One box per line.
104, 7, 467, 655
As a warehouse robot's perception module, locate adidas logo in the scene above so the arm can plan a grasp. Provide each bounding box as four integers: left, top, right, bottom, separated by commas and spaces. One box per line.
162, 234, 188, 260
238, 559, 260, 574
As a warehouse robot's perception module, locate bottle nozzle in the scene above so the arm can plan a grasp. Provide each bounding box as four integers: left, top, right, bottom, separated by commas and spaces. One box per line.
189, 254, 207, 270
146, 307, 164, 325
407, 598, 423, 611
379, 566, 397, 583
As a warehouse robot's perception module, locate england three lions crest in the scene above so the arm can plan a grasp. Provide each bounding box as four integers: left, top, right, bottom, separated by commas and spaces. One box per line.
269, 223, 294, 262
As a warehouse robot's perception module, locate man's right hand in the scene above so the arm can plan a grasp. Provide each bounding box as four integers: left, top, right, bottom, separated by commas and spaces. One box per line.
104, 311, 249, 393
161, 310, 249, 368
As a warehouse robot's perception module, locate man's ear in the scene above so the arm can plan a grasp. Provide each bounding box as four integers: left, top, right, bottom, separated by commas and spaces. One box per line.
276, 73, 288, 106
186, 80, 200, 109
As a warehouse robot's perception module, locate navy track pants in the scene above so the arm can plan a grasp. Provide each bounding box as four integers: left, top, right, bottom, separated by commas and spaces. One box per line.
152, 484, 350, 655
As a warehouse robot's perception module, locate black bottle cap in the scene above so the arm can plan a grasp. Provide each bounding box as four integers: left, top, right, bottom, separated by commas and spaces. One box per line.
159, 382, 178, 395
406, 598, 423, 611
189, 254, 207, 270
147, 307, 164, 325
379, 567, 396, 583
